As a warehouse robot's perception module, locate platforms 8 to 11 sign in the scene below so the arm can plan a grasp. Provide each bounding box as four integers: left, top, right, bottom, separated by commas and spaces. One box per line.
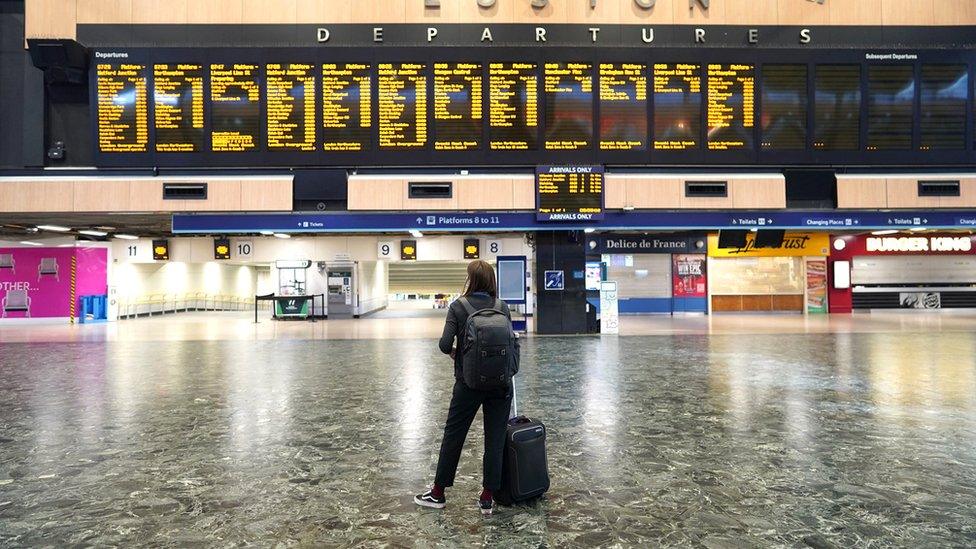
536, 165, 604, 222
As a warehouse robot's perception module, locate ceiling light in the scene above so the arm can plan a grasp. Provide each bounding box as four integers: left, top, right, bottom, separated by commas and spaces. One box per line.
19, 241, 42, 246
273, 233, 291, 239
622, 206, 635, 211
409, 230, 424, 238
37, 224, 70, 232
583, 228, 596, 234
750, 228, 759, 232
909, 227, 927, 232
260, 230, 274, 236
78, 229, 108, 237
114, 234, 138, 240
871, 230, 898, 236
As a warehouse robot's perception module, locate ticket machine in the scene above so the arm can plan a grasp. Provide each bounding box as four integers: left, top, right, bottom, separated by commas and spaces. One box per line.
326, 262, 356, 318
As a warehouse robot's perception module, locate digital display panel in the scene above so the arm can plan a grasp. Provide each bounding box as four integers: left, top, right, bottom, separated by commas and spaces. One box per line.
377, 63, 428, 150
761, 64, 807, 150
653, 63, 701, 151
813, 65, 860, 150
488, 62, 538, 150
536, 165, 604, 221
210, 63, 260, 152
920, 64, 967, 151
433, 62, 483, 151
599, 63, 647, 151
322, 63, 371, 152
867, 65, 914, 150
96, 62, 149, 153
153, 63, 204, 152
266, 63, 316, 151
544, 63, 593, 150
706, 64, 755, 150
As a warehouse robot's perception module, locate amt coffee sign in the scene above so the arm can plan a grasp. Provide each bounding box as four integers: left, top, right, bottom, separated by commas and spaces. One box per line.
588, 234, 706, 254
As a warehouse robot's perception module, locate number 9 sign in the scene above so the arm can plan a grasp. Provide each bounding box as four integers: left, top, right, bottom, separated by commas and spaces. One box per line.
378, 241, 394, 259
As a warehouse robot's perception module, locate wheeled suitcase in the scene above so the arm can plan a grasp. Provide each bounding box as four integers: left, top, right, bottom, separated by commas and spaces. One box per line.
495, 381, 550, 506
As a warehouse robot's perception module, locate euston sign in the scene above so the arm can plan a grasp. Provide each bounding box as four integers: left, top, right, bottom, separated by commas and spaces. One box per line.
865, 236, 973, 253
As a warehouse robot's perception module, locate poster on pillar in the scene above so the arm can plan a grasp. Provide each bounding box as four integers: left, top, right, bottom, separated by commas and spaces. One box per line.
805, 258, 828, 314
0, 248, 108, 319
672, 254, 707, 298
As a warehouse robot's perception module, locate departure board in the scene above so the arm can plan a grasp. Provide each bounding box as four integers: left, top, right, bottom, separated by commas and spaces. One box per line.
265, 63, 316, 151
867, 65, 914, 150
706, 64, 755, 150
920, 64, 967, 151
544, 63, 593, 150
813, 65, 860, 150
378, 63, 428, 150
599, 63, 647, 151
322, 63, 371, 152
488, 63, 538, 150
153, 64, 204, 152
536, 165, 604, 221
760, 65, 807, 150
653, 63, 701, 151
433, 63, 483, 151
96, 62, 149, 153
210, 63, 260, 152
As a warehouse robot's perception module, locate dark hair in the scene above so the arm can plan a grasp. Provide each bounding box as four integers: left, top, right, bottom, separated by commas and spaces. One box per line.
462, 259, 496, 298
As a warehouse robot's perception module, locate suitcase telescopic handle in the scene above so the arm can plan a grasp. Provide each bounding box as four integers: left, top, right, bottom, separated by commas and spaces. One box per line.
511, 378, 518, 419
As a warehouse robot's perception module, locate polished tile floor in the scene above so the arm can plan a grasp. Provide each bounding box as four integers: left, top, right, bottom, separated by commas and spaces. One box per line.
2, 316, 976, 546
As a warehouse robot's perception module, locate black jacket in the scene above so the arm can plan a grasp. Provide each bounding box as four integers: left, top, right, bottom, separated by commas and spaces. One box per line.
439, 294, 511, 379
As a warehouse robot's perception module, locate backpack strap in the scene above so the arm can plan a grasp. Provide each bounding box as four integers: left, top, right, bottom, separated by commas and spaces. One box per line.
458, 297, 477, 316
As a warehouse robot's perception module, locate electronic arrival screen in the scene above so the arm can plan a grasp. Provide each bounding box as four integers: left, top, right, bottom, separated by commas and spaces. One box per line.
210, 63, 260, 152
536, 165, 604, 221
653, 63, 700, 151
599, 63, 647, 151
867, 65, 914, 151
706, 64, 755, 151
434, 62, 483, 151
488, 62, 538, 150
266, 63, 316, 151
96, 62, 149, 153
153, 63, 204, 152
761, 64, 807, 150
813, 65, 860, 151
378, 63, 428, 150
544, 63, 593, 150
322, 63, 371, 152
920, 64, 967, 151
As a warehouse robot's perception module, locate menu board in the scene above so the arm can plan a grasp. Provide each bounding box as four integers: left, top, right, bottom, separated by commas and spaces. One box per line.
153, 63, 204, 152
488, 62, 538, 150
599, 63, 647, 151
653, 63, 700, 151
706, 64, 755, 150
210, 63, 260, 152
378, 63, 428, 150
760, 64, 807, 150
433, 62, 483, 151
536, 165, 604, 221
322, 63, 371, 152
266, 63, 316, 151
867, 65, 914, 151
920, 64, 967, 151
813, 64, 860, 151
96, 62, 149, 153
544, 63, 593, 150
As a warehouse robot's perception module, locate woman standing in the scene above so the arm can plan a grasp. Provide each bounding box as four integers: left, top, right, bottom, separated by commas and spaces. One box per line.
414, 260, 513, 516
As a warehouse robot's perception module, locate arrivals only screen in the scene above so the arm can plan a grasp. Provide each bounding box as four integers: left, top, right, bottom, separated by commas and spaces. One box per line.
90, 48, 975, 167
536, 165, 604, 221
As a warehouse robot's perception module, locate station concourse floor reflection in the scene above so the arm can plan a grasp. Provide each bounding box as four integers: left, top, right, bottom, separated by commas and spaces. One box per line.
2, 312, 976, 546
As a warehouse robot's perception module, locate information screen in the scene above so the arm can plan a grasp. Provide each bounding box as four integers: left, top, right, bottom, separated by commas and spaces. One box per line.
322, 63, 371, 152
378, 63, 428, 150
433, 62, 483, 151
153, 63, 204, 152
813, 65, 860, 150
536, 165, 604, 221
920, 64, 967, 151
266, 63, 316, 151
488, 62, 538, 150
599, 63, 647, 151
653, 63, 701, 151
96, 62, 149, 153
544, 63, 593, 150
706, 64, 755, 150
761, 64, 807, 150
867, 65, 914, 150
210, 63, 260, 152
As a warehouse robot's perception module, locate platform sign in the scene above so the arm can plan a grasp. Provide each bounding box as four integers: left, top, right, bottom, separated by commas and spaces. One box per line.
486, 239, 502, 257
544, 270, 565, 291
536, 165, 604, 221
233, 240, 253, 259
377, 241, 394, 259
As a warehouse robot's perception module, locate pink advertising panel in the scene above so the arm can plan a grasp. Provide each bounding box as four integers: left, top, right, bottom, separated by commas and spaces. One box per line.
0, 247, 108, 319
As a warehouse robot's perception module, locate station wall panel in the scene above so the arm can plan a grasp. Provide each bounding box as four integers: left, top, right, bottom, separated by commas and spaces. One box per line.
837, 175, 976, 209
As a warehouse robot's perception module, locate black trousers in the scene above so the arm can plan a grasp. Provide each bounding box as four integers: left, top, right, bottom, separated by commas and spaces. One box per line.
434, 380, 512, 492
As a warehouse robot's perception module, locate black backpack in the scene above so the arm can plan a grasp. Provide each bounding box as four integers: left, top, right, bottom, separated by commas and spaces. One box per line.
458, 297, 519, 390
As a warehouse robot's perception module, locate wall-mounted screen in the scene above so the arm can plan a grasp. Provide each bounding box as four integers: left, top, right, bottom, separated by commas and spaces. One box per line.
761, 64, 807, 150
266, 62, 316, 151
920, 64, 967, 151
322, 63, 371, 152
867, 65, 914, 151
488, 62, 538, 150
706, 63, 755, 151
813, 64, 860, 151
210, 62, 260, 152
378, 63, 427, 150
153, 63, 204, 152
599, 63, 647, 151
433, 62, 483, 151
96, 61, 149, 153
536, 165, 604, 221
653, 63, 701, 151
544, 62, 593, 150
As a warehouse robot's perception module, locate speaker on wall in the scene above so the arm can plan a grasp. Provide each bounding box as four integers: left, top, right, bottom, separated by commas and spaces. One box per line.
754, 230, 786, 249
717, 230, 748, 249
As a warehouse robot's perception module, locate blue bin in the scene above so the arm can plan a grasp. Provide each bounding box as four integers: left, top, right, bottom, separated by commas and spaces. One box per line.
80, 295, 108, 323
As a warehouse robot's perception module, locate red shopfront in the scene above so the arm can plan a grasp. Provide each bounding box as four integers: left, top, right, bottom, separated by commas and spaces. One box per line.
828, 234, 976, 313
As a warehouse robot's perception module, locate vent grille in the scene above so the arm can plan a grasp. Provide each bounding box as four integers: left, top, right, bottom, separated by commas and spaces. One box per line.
408, 182, 452, 199
163, 183, 208, 200
917, 180, 960, 197
685, 181, 728, 198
